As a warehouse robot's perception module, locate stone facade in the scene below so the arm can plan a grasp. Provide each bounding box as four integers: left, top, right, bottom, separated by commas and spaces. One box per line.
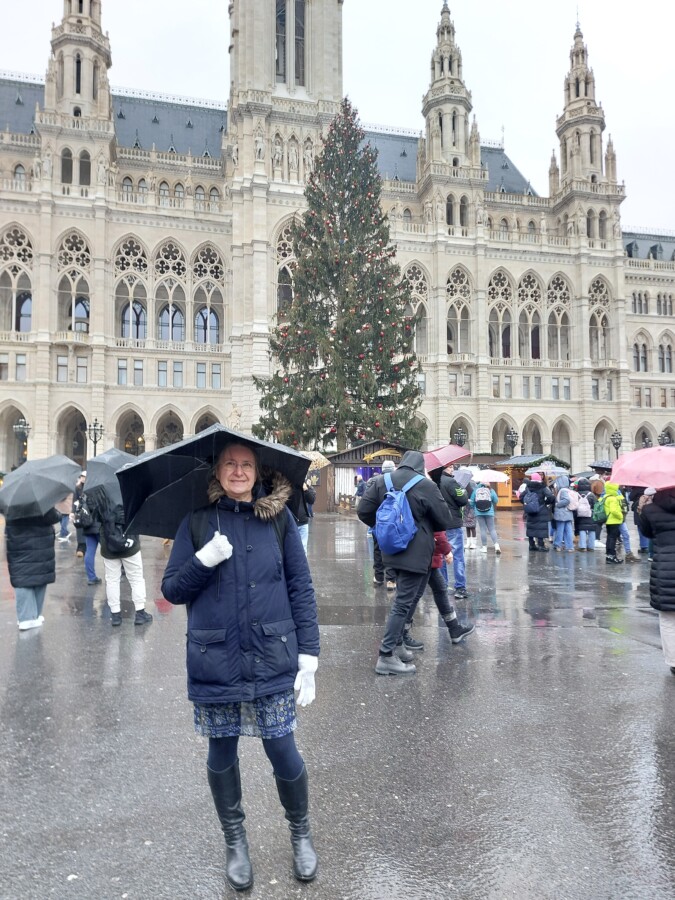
0, 0, 673, 472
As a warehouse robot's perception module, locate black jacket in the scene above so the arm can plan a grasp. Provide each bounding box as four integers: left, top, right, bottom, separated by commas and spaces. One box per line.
439, 473, 468, 529
356, 451, 451, 574
520, 482, 554, 538
295, 486, 316, 527
639, 491, 675, 612
5, 508, 60, 588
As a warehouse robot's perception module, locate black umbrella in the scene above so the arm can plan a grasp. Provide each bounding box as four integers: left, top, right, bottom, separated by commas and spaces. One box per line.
0, 455, 80, 521
84, 448, 138, 509
589, 459, 613, 472
116, 424, 311, 539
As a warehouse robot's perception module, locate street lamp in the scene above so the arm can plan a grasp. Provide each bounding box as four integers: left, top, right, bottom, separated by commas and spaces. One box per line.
658, 431, 671, 446
453, 426, 467, 447
13, 417, 31, 463
87, 418, 104, 457
610, 429, 623, 458
506, 427, 519, 456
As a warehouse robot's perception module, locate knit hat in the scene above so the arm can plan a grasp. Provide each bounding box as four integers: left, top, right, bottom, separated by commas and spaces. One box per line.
645, 487, 657, 496
530, 473, 542, 482
381, 460, 396, 473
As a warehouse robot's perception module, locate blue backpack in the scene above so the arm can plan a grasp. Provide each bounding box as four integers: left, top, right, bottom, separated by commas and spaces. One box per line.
374, 472, 425, 555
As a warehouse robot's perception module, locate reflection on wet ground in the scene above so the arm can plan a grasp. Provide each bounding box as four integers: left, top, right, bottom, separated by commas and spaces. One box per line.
0, 512, 673, 900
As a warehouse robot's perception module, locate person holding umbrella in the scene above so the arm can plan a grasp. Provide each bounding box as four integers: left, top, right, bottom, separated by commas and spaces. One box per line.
638, 488, 675, 675
0, 454, 81, 630
161, 440, 320, 890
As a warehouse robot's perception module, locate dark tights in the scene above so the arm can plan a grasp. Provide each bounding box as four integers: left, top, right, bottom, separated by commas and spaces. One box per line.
207, 732, 304, 781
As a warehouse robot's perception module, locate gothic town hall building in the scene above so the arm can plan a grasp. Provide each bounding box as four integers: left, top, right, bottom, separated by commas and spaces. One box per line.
0, 0, 673, 472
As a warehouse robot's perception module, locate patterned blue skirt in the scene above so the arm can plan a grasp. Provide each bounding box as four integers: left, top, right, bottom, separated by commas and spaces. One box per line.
193, 688, 297, 739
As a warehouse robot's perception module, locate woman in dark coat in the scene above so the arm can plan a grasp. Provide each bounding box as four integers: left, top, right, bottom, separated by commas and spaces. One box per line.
162, 442, 320, 890
520, 474, 553, 551
5, 497, 71, 629
638, 488, 675, 675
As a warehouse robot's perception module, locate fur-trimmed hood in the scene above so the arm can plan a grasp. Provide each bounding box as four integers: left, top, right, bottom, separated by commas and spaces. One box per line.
207, 468, 293, 521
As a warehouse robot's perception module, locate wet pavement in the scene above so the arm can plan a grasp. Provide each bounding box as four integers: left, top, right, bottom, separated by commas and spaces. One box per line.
1, 512, 674, 900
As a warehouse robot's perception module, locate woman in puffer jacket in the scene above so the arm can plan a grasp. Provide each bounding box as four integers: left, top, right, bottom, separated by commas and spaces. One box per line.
638, 488, 675, 675
574, 478, 597, 551
162, 441, 320, 889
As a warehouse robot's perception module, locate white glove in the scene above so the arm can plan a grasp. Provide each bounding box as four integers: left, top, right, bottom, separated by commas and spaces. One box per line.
294, 654, 318, 707
195, 531, 233, 568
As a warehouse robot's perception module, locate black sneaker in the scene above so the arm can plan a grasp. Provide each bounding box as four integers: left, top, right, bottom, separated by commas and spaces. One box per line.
402, 630, 424, 651
134, 609, 153, 625
111, 612, 122, 627
87, 577, 102, 585
454, 587, 468, 599
450, 622, 475, 644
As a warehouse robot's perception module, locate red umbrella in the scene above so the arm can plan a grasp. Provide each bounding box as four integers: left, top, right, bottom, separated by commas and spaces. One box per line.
611, 446, 675, 490
423, 443, 471, 472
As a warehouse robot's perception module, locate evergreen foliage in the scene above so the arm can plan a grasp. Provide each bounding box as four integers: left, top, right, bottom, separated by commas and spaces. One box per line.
253, 98, 426, 453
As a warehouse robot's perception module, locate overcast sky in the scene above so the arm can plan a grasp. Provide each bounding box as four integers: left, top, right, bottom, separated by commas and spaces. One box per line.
1, 1, 673, 231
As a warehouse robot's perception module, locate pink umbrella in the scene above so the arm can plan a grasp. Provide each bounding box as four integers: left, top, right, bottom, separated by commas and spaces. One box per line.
611, 446, 675, 490
423, 443, 471, 472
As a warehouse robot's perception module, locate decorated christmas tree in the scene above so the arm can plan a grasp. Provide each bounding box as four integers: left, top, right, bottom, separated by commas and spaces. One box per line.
253, 98, 426, 453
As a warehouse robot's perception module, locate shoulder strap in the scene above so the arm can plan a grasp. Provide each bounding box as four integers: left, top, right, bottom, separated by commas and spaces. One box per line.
190, 505, 287, 554
402, 474, 424, 493
384, 473, 394, 491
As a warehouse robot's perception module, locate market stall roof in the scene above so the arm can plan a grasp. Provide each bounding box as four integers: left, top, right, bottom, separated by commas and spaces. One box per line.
327, 440, 411, 466
493, 453, 571, 469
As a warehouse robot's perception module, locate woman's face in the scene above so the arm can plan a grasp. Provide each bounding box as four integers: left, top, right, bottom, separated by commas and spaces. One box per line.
216, 444, 257, 502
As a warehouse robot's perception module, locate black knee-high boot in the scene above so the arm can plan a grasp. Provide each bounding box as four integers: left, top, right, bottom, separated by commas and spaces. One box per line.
274, 765, 318, 881
207, 761, 253, 891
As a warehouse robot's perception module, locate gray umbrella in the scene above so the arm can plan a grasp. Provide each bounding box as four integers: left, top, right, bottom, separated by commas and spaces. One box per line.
84, 448, 138, 508
0, 455, 80, 521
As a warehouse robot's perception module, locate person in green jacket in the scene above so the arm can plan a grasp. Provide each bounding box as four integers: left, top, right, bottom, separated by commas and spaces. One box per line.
603, 482, 625, 564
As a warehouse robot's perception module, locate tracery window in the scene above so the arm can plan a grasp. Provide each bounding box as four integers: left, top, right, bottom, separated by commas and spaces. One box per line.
115, 238, 148, 276
58, 271, 90, 332
121, 300, 147, 340
195, 307, 220, 344
446, 267, 471, 354
158, 300, 185, 342
154, 241, 187, 278
58, 232, 91, 270
276, 225, 296, 318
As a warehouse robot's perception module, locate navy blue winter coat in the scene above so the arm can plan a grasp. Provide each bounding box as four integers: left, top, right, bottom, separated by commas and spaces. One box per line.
161, 475, 320, 704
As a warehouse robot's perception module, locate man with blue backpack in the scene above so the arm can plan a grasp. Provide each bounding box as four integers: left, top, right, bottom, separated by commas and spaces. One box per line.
357, 450, 451, 675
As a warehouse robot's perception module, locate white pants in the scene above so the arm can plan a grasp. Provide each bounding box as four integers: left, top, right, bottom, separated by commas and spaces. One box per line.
103, 552, 147, 613
658, 611, 675, 667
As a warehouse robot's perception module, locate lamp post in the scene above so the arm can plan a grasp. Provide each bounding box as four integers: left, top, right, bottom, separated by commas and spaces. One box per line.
87, 418, 104, 457
453, 426, 467, 447
12, 417, 31, 464
658, 431, 671, 446
610, 429, 623, 459
506, 427, 519, 456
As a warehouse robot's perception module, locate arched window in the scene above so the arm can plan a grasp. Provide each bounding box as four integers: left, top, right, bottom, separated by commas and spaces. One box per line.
499, 218, 509, 237
174, 183, 184, 201
599, 211, 607, 240
158, 305, 185, 342
75, 54, 82, 94
138, 178, 148, 195
277, 266, 293, 317
276, 0, 287, 83
446, 195, 454, 226
158, 181, 170, 206
460, 196, 469, 227
122, 176, 133, 196
195, 307, 220, 344
92, 60, 99, 100
589, 311, 609, 361
195, 185, 206, 202
518, 309, 541, 360
586, 210, 595, 239
121, 301, 147, 340
58, 272, 91, 332
446, 267, 471, 355
667, 345, 673, 374
16, 291, 32, 332
295, 0, 306, 86
403, 208, 412, 223
79, 150, 91, 186
61, 148, 73, 184
209, 187, 220, 208
633, 344, 641, 371
489, 307, 512, 358
405, 302, 428, 356
14, 164, 26, 184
